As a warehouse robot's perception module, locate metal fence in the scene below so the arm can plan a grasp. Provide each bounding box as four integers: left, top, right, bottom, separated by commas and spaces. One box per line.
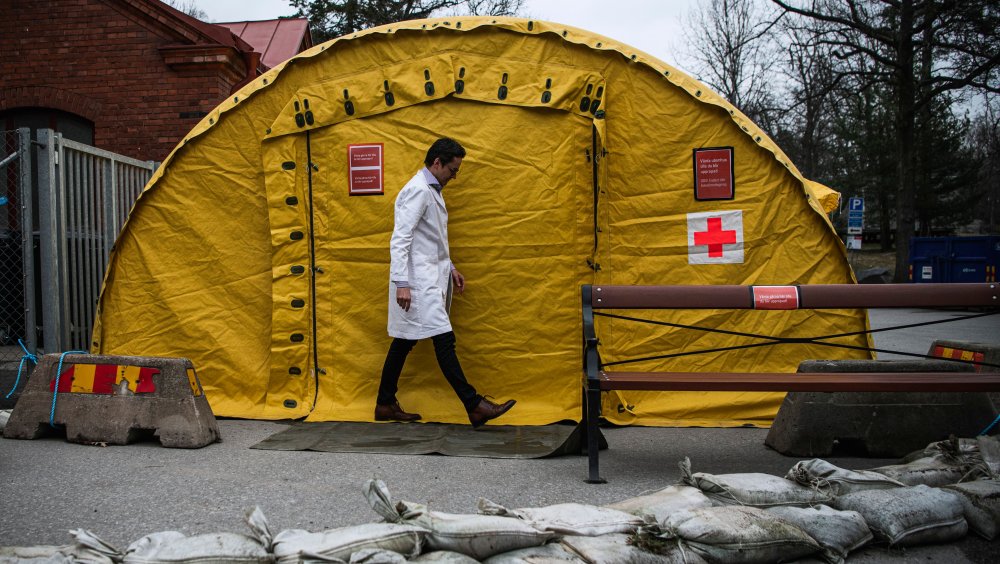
2, 130, 32, 360
0, 128, 155, 384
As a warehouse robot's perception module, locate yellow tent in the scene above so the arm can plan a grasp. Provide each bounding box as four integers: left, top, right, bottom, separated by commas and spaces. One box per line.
92, 17, 869, 426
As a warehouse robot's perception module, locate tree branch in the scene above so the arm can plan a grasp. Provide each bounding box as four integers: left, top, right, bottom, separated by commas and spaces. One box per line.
770, 0, 894, 45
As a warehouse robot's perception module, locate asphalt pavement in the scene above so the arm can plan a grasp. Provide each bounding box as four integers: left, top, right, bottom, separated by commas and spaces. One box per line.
1, 307, 998, 562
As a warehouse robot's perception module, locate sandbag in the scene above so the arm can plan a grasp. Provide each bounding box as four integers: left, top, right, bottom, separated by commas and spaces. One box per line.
604, 485, 714, 523
786, 458, 904, 495
346, 548, 408, 563
831, 485, 967, 547
480, 543, 584, 563
395, 502, 552, 560
124, 507, 273, 564
679, 458, 832, 508
943, 479, 1000, 540
272, 524, 425, 563
902, 436, 979, 463
765, 505, 872, 564
870, 455, 972, 487
653, 506, 821, 563
0, 409, 10, 432
894, 436, 992, 483
977, 435, 1000, 478
364, 480, 551, 561
68, 529, 122, 564
0, 546, 75, 564
410, 551, 479, 563
124, 531, 271, 564
561, 534, 704, 564
478, 499, 641, 536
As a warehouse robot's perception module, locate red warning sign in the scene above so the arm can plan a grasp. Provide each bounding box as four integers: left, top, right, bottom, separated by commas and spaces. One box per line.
348, 143, 384, 195
694, 147, 735, 200
752, 286, 800, 310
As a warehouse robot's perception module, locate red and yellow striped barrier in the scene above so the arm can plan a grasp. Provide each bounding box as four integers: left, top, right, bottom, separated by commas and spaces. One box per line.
931, 345, 987, 372
47, 364, 202, 396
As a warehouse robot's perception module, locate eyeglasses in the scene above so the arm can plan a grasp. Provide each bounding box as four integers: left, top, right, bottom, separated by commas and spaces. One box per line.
437, 159, 460, 176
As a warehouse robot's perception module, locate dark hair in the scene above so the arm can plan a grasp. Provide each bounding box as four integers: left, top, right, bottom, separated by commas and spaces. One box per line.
424, 137, 466, 167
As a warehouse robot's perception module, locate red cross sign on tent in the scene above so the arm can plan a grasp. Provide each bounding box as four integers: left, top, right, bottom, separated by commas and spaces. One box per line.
687, 210, 744, 264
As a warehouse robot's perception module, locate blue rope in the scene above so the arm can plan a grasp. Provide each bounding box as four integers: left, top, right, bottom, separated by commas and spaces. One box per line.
979, 414, 1000, 437
5, 339, 38, 399
49, 350, 87, 428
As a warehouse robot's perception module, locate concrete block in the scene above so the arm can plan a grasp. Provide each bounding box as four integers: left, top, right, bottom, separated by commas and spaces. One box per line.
3, 354, 219, 448
765, 359, 995, 458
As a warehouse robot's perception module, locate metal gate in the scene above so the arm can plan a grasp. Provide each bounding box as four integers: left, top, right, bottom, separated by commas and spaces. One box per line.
1, 128, 156, 379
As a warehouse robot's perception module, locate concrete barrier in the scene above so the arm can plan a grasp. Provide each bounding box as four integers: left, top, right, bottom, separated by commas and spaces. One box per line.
3, 354, 219, 448
764, 359, 995, 457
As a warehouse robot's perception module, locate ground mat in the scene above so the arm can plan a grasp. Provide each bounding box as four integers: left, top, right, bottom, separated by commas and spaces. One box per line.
250, 421, 604, 459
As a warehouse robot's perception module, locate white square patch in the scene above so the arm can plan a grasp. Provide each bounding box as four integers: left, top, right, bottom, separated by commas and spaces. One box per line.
687, 210, 744, 264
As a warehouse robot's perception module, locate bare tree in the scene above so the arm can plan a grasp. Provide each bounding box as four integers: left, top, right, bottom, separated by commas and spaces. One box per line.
164, 0, 210, 21
772, 0, 1000, 281
780, 23, 839, 178
291, 0, 524, 42
463, 0, 525, 17
682, 0, 784, 130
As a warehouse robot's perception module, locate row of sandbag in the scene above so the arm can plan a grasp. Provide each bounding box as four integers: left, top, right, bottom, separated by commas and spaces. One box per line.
4, 471, 994, 564
0, 478, 675, 564
652, 459, 998, 563
630, 436, 1000, 563
3, 436, 997, 564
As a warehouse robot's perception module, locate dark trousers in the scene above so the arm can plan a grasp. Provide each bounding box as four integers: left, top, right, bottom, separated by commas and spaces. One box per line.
377, 331, 481, 412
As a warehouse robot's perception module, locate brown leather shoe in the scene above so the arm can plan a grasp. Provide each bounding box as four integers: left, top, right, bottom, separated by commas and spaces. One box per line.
468, 397, 516, 428
374, 402, 421, 422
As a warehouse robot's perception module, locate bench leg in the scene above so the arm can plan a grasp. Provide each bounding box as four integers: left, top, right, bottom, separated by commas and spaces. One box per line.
585, 384, 606, 484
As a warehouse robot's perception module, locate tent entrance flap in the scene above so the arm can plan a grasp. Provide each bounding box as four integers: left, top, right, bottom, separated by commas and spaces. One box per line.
302, 98, 597, 424
262, 54, 609, 421
260, 132, 319, 419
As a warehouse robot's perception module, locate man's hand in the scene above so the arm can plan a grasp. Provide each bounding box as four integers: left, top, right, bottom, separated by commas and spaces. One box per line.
452, 268, 465, 295
396, 287, 412, 311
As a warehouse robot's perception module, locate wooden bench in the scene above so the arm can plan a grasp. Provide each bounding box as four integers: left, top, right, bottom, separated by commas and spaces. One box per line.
581, 282, 1000, 483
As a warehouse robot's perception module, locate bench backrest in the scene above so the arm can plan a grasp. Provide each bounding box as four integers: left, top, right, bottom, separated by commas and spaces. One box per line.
581, 283, 999, 376
584, 283, 999, 310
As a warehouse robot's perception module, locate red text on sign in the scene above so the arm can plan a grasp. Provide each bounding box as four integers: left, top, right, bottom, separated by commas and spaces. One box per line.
752, 286, 800, 310
694, 148, 734, 200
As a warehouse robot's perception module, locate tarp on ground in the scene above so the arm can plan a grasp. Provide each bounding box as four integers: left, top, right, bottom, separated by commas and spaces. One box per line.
92, 17, 870, 426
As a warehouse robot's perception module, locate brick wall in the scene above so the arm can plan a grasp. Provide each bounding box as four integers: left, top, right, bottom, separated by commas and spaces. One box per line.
0, 0, 250, 161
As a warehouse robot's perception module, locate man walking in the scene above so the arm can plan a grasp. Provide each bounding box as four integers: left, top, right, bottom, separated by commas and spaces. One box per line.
375, 137, 516, 428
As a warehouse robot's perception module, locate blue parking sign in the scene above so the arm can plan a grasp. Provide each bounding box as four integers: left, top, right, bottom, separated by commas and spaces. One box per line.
848, 197, 864, 212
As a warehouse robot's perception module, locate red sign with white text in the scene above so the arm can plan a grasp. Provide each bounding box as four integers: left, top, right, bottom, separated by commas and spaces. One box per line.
348, 143, 384, 195
752, 286, 800, 310
694, 147, 735, 200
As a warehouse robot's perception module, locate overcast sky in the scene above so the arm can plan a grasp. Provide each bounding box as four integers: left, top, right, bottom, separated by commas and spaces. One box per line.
187, 0, 700, 70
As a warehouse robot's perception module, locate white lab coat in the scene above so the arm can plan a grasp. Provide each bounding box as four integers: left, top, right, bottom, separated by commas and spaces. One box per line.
387, 170, 454, 340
